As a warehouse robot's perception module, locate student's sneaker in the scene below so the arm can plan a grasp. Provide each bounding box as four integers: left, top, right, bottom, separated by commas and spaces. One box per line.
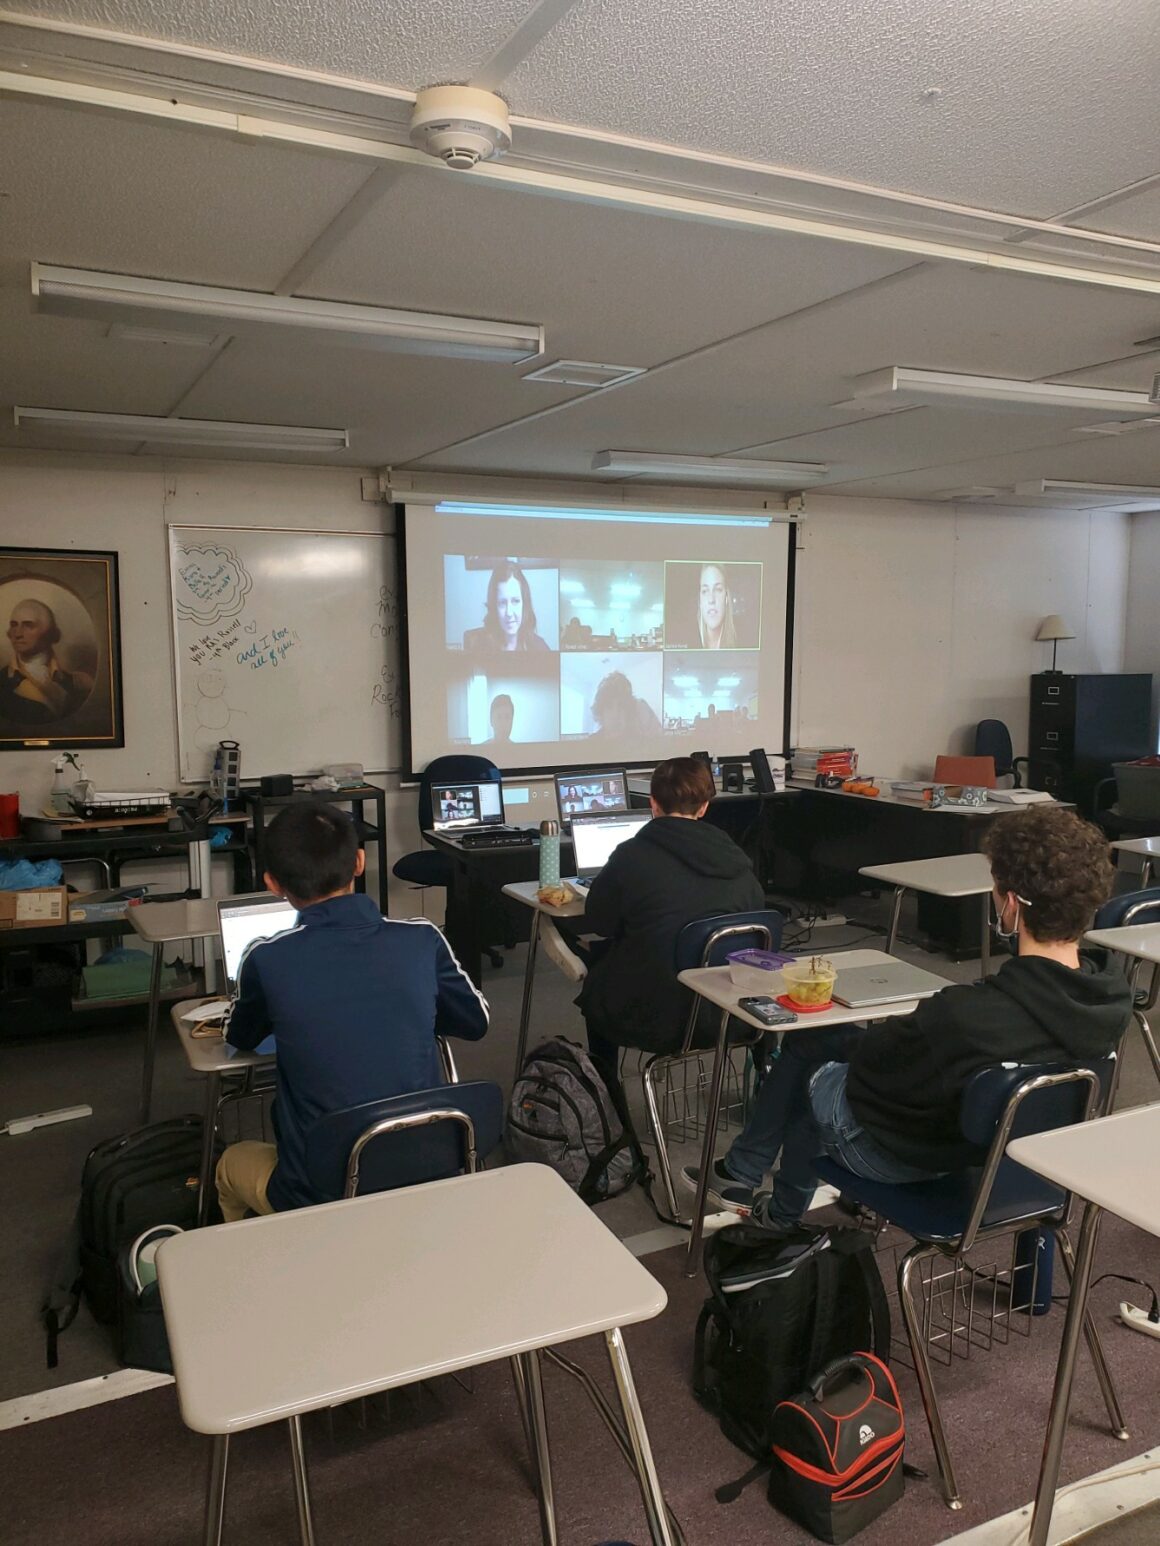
680, 1158, 754, 1213
539, 919, 587, 983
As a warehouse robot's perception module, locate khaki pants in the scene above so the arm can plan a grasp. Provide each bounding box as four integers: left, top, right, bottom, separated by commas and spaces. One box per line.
216, 1141, 277, 1223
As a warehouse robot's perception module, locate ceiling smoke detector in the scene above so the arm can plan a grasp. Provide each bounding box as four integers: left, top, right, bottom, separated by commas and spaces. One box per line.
409, 86, 511, 170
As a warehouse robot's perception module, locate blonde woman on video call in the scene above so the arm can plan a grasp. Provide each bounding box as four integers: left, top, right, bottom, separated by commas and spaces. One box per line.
698, 563, 737, 649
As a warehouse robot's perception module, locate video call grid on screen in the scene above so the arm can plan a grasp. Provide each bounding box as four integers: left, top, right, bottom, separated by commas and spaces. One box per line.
554, 769, 629, 820
404, 508, 792, 776
431, 781, 504, 831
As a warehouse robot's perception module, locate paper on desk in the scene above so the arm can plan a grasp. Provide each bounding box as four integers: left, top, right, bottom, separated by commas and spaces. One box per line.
180, 999, 231, 1024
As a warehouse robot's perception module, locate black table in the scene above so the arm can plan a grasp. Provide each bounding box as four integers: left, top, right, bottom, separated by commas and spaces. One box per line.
243, 785, 389, 913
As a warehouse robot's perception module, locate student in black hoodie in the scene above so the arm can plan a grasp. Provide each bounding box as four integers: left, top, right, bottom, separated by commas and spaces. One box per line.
577, 756, 764, 1084
683, 804, 1131, 1229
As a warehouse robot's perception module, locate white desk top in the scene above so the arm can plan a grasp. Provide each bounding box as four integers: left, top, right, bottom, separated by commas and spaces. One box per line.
1007, 1103, 1160, 1236
502, 878, 587, 919
1111, 837, 1160, 859
859, 851, 994, 897
1084, 923, 1160, 967
157, 1163, 667, 1435
785, 779, 1004, 816
679, 948, 931, 1033
129, 896, 221, 945
171, 1000, 272, 1075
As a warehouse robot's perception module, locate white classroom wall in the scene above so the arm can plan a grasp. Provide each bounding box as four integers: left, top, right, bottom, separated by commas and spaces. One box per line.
1123, 513, 1160, 750
791, 496, 1132, 779
0, 452, 1139, 911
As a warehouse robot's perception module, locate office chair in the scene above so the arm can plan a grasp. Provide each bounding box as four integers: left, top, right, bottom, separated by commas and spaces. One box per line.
1092, 887, 1160, 1085
392, 754, 510, 966
637, 909, 785, 1256
813, 1057, 1125, 1510
973, 720, 1029, 787
933, 754, 996, 789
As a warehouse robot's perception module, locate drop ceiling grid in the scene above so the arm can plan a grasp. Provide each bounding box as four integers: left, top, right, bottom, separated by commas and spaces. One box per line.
8, 0, 534, 89
1072, 184, 1160, 243
170, 338, 584, 464
296, 171, 909, 364
0, 98, 372, 289
505, 0, 1160, 219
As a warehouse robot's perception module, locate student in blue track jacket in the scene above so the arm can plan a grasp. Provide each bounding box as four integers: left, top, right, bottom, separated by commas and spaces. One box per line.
216, 803, 489, 1220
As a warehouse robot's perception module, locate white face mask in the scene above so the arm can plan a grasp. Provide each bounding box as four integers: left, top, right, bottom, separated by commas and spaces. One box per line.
992, 891, 1032, 943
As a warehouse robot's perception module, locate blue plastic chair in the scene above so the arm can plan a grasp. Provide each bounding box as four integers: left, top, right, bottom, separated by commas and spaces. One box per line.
1092, 888, 1160, 1084
638, 909, 785, 1250
812, 1058, 1126, 1510
303, 1079, 504, 1203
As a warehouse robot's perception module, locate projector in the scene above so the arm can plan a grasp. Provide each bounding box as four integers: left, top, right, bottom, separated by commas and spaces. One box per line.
409, 86, 512, 170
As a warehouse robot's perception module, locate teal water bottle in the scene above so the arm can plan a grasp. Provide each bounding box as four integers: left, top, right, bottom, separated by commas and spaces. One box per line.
538, 819, 560, 888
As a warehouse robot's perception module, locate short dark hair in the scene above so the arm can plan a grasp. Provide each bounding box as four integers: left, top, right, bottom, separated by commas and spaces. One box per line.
264, 803, 360, 903
651, 756, 714, 815
981, 805, 1115, 943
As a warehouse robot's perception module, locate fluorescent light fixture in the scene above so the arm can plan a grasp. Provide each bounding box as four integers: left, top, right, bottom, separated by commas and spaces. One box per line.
1014, 479, 1160, 510
716, 677, 742, 687
847, 366, 1157, 416
558, 578, 587, 596
592, 450, 828, 485
609, 582, 643, 600
32, 263, 544, 363
670, 676, 699, 687
434, 500, 775, 528
14, 406, 349, 452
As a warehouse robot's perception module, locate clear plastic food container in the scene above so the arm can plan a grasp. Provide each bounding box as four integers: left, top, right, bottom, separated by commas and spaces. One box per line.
781, 957, 837, 1007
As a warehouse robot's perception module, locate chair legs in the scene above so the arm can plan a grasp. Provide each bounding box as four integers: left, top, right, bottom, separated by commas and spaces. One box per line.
897, 1243, 963, 1510
1135, 1009, 1160, 1086
640, 1056, 686, 1226
685, 1008, 734, 1277
1053, 1227, 1130, 1440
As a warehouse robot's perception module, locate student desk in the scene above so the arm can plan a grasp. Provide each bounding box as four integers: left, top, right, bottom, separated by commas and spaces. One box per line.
677, 948, 942, 1273
132, 898, 223, 1124
424, 828, 573, 986
1007, 1104, 1160, 1546
1085, 920, 1160, 966
1111, 835, 1160, 888
171, 999, 273, 1226
858, 851, 994, 979
157, 1163, 675, 1546
502, 879, 588, 1080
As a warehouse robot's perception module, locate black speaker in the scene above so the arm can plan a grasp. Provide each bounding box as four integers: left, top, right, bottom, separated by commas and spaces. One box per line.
260, 774, 294, 797
750, 747, 776, 794
690, 750, 711, 768
721, 761, 745, 793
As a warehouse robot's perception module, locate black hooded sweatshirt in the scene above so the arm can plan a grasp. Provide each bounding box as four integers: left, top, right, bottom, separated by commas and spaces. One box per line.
577, 815, 764, 1054
847, 948, 1131, 1172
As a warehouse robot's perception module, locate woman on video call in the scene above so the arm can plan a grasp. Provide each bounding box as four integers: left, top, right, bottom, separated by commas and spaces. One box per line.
698, 563, 737, 649
463, 561, 550, 654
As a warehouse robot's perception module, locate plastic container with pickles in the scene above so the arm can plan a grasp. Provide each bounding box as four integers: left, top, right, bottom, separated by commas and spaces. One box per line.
781, 956, 837, 1008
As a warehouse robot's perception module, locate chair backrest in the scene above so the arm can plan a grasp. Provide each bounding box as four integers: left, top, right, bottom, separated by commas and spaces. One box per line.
957, 1058, 1112, 1247
934, 754, 997, 789
303, 1080, 504, 1203
974, 720, 1014, 776
1094, 886, 1160, 931
417, 755, 501, 833
674, 908, 786, 972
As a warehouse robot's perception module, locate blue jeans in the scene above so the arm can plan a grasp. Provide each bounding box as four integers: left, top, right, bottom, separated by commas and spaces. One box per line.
724, 1025, 939, 1228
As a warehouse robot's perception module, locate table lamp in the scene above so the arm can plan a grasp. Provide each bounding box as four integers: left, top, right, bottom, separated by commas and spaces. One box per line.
1035, 614, 1075, 672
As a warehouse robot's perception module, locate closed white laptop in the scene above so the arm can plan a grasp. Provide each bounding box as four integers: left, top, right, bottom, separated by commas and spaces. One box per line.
832, 961, 953, 1009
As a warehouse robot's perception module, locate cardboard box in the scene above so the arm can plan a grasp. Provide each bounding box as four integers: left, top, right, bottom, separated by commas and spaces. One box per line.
0, 887, 69, 929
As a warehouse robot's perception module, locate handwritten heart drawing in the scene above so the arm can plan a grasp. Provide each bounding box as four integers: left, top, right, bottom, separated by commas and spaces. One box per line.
243, 620, 257, 634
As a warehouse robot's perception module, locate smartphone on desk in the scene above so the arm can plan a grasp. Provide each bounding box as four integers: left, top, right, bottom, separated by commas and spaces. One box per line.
737, 995, 797, 1027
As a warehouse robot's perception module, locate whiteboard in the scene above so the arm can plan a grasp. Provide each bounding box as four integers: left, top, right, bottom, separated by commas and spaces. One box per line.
169, 525, 401, 781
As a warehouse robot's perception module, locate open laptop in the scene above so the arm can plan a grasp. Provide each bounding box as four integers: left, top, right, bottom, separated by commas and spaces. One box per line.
430, 780, 506, 834
832, 960, 953, 1009
216, 893, 301, 993
568, 810, 651, 887
554, 769, 629, 830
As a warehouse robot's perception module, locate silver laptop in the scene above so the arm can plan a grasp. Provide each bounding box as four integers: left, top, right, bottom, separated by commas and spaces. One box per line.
554, 769, 629, 831
430, 780, 505, 834
216, 893, 300, 993
832, 961, 953, 1009
569, 810, 651, 887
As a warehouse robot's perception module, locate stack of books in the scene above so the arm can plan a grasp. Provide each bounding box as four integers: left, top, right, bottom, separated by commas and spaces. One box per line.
890, 781, 935, 804
792, 746, 858, 780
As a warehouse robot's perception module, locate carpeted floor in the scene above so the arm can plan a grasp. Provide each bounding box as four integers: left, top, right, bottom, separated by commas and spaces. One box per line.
2, 1224, 1158, 1546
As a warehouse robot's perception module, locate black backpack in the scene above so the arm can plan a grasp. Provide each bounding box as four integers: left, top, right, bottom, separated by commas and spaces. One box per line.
693, 1224, 891, 1464
505, 1038, 647, 1204
43, 1116, 215, 1366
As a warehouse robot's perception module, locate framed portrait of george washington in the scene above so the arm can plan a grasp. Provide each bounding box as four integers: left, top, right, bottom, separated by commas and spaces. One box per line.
0, 547, 124, 751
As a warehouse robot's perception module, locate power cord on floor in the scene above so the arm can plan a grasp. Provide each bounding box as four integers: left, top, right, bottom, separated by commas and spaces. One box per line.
1051, 1271, 1160, 1339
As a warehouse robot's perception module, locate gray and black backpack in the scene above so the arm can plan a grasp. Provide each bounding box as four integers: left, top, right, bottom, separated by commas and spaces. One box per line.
506, 1037, 646, 1203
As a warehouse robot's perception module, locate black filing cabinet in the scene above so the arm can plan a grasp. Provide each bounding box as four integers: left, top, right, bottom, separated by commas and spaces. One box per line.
1028, 673, 1153, 812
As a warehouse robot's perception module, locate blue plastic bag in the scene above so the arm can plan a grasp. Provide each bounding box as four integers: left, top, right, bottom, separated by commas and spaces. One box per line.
0, 857, 64, 890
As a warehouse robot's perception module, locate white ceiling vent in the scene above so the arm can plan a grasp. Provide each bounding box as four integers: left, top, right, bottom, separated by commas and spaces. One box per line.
932, 487, 1003, 502
523, 360, 647, 388
1150, 371, 1160, 406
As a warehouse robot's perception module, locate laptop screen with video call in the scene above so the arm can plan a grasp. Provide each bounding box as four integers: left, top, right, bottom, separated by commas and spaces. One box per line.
431, 781, 505, 832
217, 895, 300, 992
570, 811, 651, 878
554, 769, 629, 825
